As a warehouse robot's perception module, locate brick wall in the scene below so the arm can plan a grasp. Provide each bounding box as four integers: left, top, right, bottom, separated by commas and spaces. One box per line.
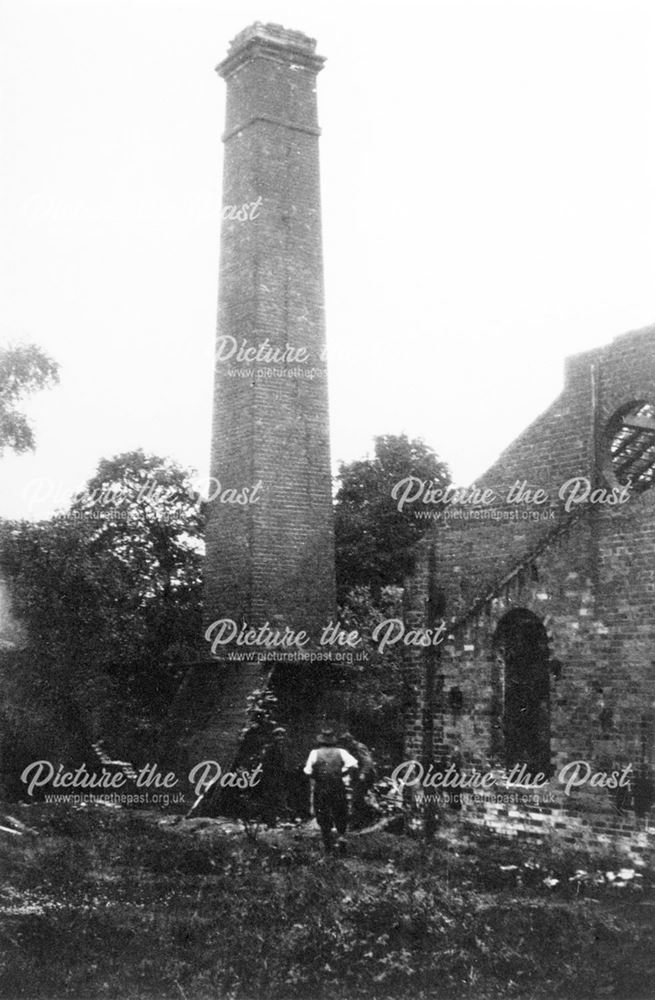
404, 323, 655, 861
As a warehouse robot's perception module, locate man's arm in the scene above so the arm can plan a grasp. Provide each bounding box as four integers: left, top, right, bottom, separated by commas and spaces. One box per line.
340, 748, 359, 773
303, 749, 317, 817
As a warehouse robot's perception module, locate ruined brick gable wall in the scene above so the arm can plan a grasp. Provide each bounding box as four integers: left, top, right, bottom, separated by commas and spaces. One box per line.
403, 325, 655, 860
405, 500, 655, 861
407, 325, 655, 625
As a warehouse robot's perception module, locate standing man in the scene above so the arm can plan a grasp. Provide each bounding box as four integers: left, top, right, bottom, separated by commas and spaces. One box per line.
304, 729, 358, 854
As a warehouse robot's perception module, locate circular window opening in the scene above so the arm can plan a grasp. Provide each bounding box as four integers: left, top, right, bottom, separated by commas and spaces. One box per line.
604, 400, 655, 494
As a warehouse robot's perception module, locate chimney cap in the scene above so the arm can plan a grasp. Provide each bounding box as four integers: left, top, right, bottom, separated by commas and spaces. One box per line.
217, 22, 326, 78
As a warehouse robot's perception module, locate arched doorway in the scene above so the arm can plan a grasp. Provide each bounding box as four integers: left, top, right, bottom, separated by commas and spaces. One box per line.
493, 609, 551, 775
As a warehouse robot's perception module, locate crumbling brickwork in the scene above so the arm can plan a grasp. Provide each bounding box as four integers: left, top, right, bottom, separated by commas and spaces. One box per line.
405, 323, 655, 861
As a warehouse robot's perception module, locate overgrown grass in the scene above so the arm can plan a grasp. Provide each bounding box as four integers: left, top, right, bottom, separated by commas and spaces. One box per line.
1, 804, 653, 1000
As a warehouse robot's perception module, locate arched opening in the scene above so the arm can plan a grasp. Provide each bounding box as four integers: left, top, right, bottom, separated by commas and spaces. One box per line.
493, 609, 551, 775
603, 400, 655, 494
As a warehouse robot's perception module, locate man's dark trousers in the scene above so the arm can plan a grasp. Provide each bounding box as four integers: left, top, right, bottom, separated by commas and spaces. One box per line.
314, 777, 348, 851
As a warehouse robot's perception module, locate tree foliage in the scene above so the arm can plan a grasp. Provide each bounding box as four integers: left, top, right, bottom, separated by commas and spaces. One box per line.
0, 343, 59, 455
335, 585, 413, 771
334, 433, 450, 600
0, 425, 450, 780
68, 449, 204, 665
0, 451, 204, 759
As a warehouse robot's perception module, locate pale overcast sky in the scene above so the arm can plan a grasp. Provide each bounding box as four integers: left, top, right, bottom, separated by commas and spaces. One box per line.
1, 0, 654, 519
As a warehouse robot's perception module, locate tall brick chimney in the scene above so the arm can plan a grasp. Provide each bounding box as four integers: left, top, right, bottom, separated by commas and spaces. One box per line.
204, 23, 336, 640
158, 26, 338, 791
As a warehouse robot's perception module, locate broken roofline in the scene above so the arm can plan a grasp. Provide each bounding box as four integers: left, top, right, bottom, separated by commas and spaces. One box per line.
409, 321, 655, 634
